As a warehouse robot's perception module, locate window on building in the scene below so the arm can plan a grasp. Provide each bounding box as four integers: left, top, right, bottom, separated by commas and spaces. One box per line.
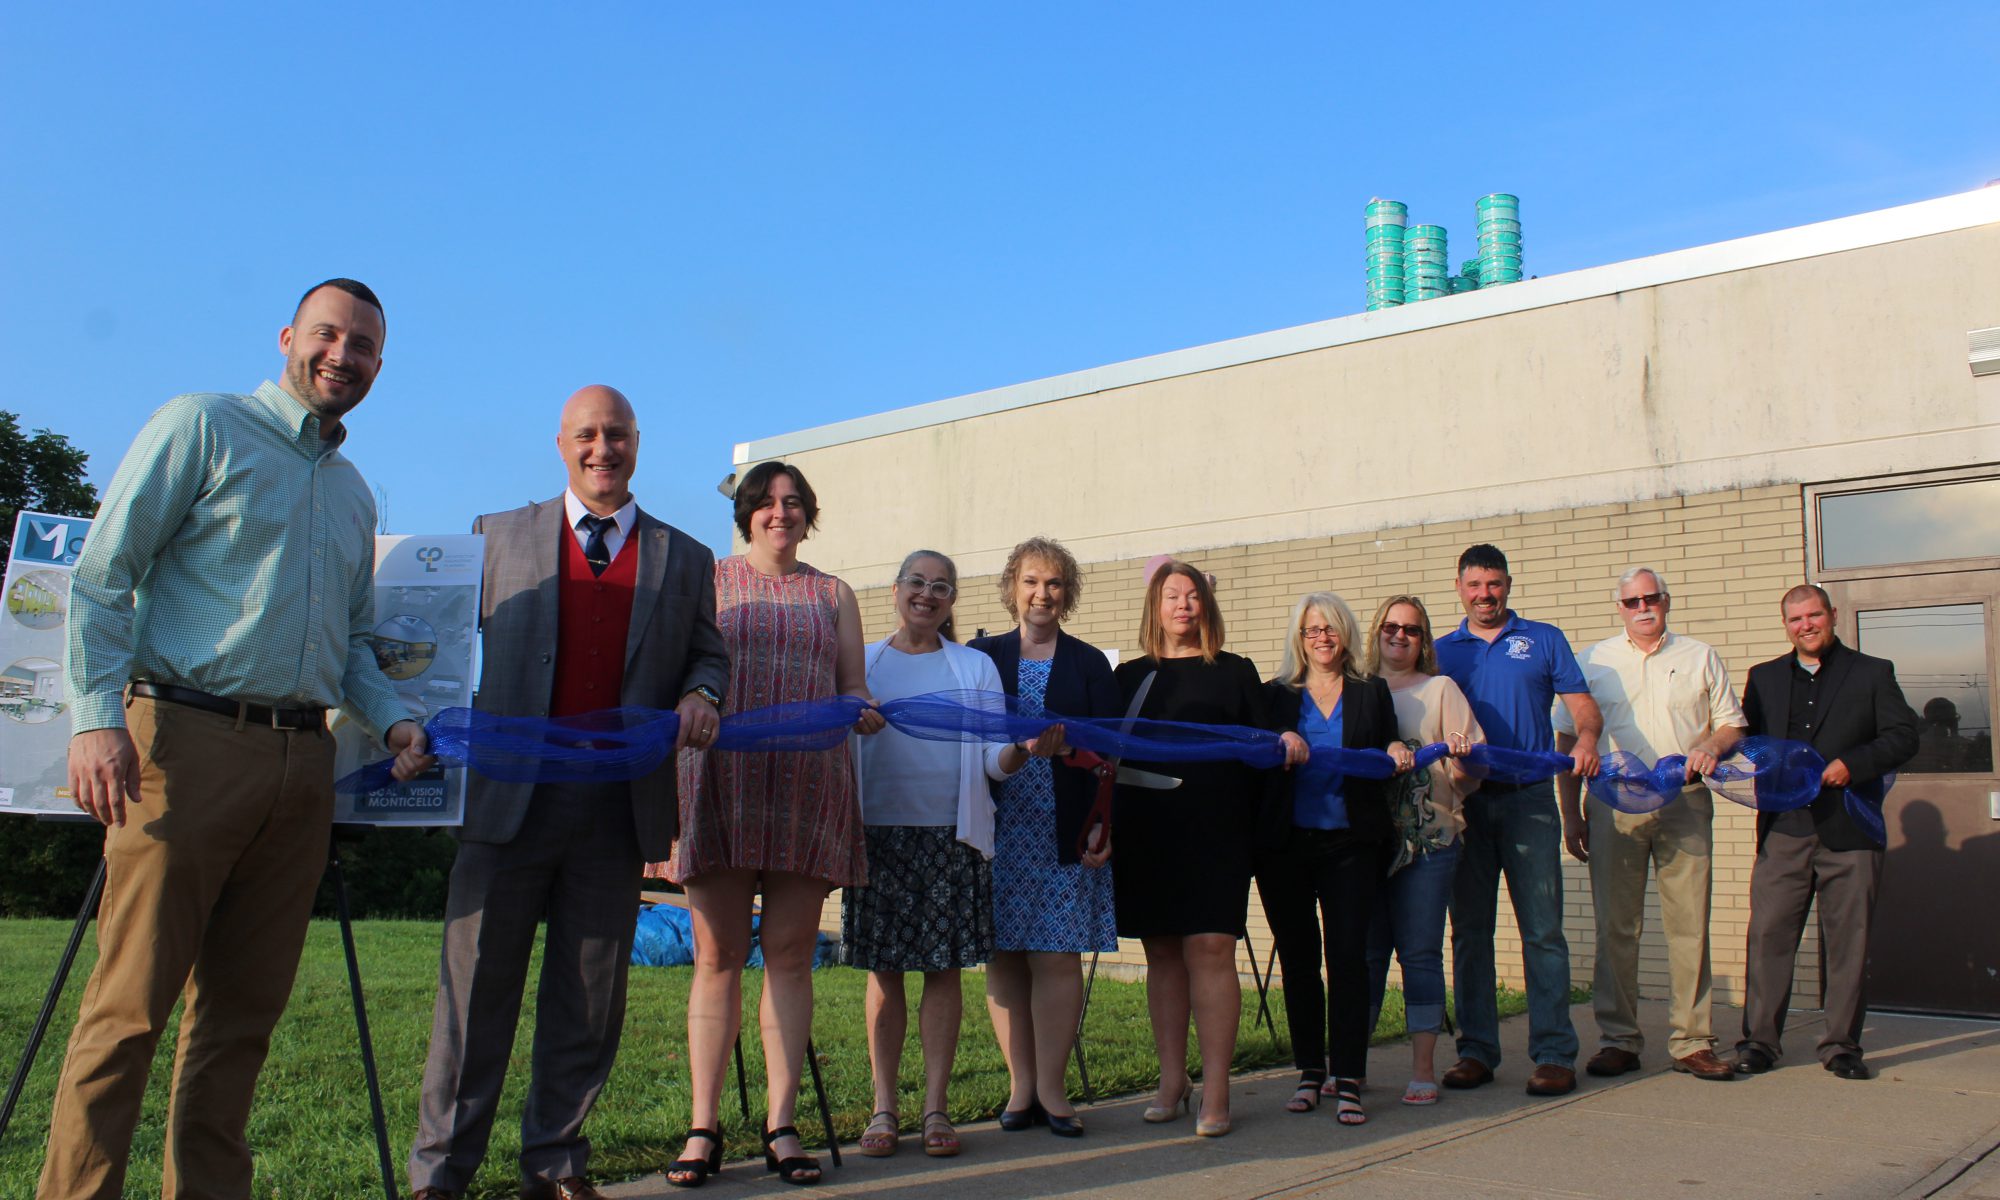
1818, 477, 2000, 571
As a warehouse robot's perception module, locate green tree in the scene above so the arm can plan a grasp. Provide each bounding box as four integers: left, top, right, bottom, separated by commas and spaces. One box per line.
1, 410, 98, 560
0, 411, 101, 915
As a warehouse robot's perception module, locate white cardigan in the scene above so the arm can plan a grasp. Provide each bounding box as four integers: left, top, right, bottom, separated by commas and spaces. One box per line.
854, 637, 1015, 858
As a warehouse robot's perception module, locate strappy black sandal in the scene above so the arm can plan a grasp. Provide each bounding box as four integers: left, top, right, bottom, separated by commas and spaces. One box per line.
1287, 1069, 1326, 1113
762, 1124, 821, 1186
1334, 1077, 1367, 1125
665, 1128, 722, 1188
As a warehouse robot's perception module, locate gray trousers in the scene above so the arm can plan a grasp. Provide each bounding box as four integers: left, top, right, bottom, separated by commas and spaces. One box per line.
1737, 829, 1882, 1065
409, 784, 643, 1192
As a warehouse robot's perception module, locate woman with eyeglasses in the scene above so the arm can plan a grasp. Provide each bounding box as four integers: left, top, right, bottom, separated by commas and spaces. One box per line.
659, 461, 885, 1189
969, 536, 1120, 1139
1113, 560, 1270, 1137
846, 549, 1029, 1160
1257, 591, 1414, 1126
1360, 595, 1483, 1108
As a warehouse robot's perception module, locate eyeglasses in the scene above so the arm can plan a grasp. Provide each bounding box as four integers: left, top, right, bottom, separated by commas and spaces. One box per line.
1379, 622, 1426, 640
1618, 592, 1667, 611
898, 576, 957, 600
1300, 626, 1341, 642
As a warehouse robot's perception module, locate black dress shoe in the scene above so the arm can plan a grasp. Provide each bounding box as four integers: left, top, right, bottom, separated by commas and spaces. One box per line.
1045, 1110, 1084, 1138
1826, 1052, 1873, 1080
1732, 1046, 1775, 1075
999, 1100, 1045, 1131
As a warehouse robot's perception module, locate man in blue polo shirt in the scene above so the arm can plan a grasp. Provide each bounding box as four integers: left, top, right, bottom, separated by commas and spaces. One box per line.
1435, 543, 1602, 1097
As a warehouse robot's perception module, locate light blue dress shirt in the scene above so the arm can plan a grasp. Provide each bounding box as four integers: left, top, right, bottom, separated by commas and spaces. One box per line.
66, 381, 407, 738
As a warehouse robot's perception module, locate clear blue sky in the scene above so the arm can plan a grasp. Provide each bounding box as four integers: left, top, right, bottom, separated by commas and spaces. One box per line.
4, 3, 1996, 555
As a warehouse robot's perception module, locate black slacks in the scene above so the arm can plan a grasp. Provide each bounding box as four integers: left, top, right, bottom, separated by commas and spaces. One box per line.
1257, 828, 1387, 1078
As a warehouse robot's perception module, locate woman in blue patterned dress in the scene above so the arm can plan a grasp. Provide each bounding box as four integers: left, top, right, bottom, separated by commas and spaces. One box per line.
970, 537, 1121, 1138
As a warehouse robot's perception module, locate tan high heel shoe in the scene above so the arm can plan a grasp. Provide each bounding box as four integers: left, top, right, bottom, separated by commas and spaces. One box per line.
1142, 1083, 1191, 1123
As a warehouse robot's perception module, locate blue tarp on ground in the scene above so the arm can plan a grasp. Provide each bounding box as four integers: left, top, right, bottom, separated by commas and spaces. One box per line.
631, 904, 840, 969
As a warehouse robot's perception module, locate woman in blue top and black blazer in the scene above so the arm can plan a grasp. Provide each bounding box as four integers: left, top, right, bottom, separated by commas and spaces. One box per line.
1259, 590, 1415, 1127
970, 537, 1121, 1137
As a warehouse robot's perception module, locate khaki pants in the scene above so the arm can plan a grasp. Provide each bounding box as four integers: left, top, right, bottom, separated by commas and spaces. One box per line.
1587, 788, 1714, 1060
39, 694, 334, 1200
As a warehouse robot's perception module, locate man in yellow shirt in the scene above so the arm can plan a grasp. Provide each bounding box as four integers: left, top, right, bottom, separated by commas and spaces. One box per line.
1555, 567, 1745, 1082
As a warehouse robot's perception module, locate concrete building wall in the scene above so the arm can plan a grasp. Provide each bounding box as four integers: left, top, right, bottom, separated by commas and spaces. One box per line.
745, 200, 2000, 591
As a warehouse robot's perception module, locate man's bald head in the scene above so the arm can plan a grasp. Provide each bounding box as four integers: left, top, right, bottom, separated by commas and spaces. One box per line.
558, 385, 640, 515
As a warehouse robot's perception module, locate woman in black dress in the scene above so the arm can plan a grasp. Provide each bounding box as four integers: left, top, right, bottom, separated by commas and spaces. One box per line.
1112, 560, 1275, 1137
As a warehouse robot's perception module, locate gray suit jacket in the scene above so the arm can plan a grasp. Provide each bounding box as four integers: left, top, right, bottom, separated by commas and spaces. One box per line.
463, 495, 730, 860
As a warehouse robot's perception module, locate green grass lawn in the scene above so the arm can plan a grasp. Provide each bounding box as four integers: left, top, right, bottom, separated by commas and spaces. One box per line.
0, 919, 1544, 1198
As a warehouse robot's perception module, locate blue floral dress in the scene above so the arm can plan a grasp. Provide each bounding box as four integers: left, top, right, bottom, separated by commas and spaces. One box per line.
992, 658, 1118, 952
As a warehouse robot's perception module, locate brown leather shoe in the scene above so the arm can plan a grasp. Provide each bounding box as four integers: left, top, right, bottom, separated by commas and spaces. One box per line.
1441, 1057, 1494, 1089
1585, 1047, 1641, 1077
520, 1179, 605, 1200
1672, 1048, 1738, 1081
1524, 1064, 1577, 1096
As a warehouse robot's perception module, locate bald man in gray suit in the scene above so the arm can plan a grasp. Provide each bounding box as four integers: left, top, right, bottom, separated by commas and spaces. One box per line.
409, 386, 730, 1200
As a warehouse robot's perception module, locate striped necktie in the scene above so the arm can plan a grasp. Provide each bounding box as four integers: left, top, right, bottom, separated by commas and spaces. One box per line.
578, 514, 613, 576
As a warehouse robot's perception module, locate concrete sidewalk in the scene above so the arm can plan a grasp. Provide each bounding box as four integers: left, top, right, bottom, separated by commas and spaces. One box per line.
604, 1002, 2000, 1199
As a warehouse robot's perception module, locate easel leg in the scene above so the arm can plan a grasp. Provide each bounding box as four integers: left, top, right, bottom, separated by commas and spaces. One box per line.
804, 1037, 840, 1167
1241, 925, 1278, 1043
733, 1035, 751, 1120
330, 844, 399, 1200
0, 857, 105, 1141
1072, 950, 1099, 1104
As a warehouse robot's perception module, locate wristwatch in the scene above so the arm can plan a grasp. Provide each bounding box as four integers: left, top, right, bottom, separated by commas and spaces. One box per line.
685, 684, 722, 708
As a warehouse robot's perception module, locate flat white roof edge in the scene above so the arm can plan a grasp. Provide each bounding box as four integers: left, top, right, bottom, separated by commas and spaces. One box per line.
735, 186, 2000, 466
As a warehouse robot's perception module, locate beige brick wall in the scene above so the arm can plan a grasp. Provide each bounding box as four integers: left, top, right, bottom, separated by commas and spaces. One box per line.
829, 484, 1819, 1012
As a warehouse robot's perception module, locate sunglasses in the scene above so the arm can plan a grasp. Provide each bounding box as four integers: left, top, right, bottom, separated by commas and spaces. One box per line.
898, 575, 957, 600
1379, 622, 1426, 640
1301, 626, 1341, 642
1618, 592, 1667, 610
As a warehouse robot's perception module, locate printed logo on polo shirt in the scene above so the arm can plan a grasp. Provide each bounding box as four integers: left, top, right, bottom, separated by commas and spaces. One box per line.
1505, 635, 1533, 661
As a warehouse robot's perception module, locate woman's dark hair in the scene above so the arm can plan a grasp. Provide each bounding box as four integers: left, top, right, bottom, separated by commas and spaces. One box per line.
732, 461, 820, 541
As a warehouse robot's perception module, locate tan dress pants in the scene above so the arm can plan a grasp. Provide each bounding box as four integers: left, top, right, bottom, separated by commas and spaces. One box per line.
1587, 788, 1715, 1060
39, 694, 334, 1200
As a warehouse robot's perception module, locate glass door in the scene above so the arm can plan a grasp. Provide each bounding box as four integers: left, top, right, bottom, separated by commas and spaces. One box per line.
1827, 572, 2000, 1018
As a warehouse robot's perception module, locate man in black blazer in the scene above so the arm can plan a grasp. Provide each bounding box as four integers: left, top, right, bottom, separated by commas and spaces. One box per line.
1733, 584, 1916, 1081
408, 386, 730, 1200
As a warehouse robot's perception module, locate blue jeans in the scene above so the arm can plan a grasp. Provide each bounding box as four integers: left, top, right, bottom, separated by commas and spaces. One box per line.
1450, 782, 1577, 1069
1366, 838, 1460, 1037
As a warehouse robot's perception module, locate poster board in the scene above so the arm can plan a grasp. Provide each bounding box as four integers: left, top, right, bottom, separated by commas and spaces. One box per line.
331, 534, 482, 826
0, 511, 93, 815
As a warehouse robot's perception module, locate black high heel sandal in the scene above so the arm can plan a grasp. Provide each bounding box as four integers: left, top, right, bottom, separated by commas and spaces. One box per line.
763, 1125, 822, 1186
1288, 1070, 1327, 1113
1334, 1078, 1367, 1126
665, 1128, 722, 1189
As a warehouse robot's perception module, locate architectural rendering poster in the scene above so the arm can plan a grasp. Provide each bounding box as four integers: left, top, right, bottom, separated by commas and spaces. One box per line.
332, 533, 483, 826
0, 511, 94, 816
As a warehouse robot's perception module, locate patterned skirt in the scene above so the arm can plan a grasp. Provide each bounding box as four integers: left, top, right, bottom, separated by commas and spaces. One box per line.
842, 825, 993, 972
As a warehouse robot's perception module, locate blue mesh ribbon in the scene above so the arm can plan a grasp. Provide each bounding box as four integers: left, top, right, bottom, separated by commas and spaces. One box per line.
340, 693, 1887, 823
1585, 735, 1895, 827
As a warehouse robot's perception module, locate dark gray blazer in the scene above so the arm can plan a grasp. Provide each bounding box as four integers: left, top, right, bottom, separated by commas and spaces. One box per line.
463, 495, 730, 860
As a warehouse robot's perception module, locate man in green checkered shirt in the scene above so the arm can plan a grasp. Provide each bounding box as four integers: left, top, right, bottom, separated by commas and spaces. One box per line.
41, 279, 434, 1200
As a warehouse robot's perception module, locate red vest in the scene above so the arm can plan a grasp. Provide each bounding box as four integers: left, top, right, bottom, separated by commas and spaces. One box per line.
551, 522, 638, 717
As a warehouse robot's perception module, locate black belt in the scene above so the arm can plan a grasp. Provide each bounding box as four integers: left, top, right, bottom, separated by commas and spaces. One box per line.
131, 682, 326, 731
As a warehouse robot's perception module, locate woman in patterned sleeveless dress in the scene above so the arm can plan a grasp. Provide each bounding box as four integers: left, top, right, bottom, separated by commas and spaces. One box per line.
968, 537, 1119, 1138
656, 462, 883, 1188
